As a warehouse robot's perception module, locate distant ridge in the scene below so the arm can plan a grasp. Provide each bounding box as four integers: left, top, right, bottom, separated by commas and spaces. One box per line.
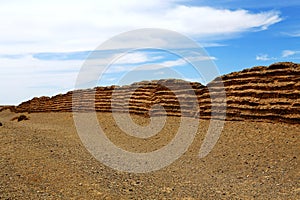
4, 62, 300, 124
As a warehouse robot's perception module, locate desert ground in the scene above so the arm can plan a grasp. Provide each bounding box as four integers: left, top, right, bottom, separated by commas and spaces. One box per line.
0, 110, 299, 199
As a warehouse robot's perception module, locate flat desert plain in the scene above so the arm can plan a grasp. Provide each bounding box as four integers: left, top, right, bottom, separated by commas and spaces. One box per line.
0, 110, 299, 199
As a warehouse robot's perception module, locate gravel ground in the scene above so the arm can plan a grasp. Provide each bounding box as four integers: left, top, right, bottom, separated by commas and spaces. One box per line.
0, 110, 299, 199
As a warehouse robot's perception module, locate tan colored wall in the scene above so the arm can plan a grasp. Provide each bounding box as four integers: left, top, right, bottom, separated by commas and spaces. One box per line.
14, 62, 300, 124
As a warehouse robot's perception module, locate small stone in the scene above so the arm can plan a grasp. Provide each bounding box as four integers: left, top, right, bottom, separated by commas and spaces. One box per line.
96, 192, 102, 195
17, 115, 29, 122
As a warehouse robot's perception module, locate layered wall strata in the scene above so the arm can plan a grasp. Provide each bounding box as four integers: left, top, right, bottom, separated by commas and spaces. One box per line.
11, 62, 300, 124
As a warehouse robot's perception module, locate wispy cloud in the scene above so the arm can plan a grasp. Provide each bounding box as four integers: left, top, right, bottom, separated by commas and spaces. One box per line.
282, 31, 300, 37
282, 50, 300, 57
256, 50, 300, 62
115, 52, 163, 64
256, 54, 276, 61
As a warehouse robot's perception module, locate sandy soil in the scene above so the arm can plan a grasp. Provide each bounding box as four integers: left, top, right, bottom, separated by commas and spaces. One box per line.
0, 110, 299, 199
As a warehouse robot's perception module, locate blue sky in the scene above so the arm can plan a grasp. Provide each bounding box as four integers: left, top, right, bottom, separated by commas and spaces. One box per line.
0, 0, 299, 104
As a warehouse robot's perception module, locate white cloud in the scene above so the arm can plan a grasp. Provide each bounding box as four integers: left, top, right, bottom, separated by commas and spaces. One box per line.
92, 57, 186, 74
255, 50, 300, 62
283, 32, 300, 37
186, 55, 217, 61
154, 71, 165, 75
256, 54, 276, 61
163, 6, 281, 34
0, 0, 281, 55
107, 56, 206, 73
282, 50, 299, 57
158, 59, 187, 68
0, 55, 82, 104
115, 52, 162, 64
